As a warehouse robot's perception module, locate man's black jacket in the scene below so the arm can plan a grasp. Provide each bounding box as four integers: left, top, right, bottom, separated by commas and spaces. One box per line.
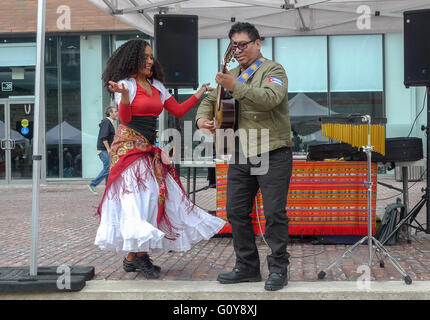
96, 118, 115, 151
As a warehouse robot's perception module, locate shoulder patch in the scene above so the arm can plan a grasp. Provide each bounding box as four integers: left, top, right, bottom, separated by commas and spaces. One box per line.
268, 76, 283, 86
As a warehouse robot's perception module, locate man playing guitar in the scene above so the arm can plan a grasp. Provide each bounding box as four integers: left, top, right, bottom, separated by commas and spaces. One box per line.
196, 22, 293, 291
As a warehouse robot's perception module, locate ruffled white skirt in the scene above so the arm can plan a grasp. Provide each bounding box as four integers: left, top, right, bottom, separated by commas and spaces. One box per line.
94, 158, 225, 253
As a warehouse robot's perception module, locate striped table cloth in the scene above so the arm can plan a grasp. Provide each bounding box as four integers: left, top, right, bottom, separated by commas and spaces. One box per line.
216, 161, 377, 235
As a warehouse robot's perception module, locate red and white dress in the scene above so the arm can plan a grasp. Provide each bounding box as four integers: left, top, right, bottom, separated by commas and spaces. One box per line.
94, 78, 225, 253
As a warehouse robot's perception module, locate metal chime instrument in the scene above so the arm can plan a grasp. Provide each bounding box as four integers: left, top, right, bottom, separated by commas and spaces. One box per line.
317, 114, 412, 285
320, 115, 387, 155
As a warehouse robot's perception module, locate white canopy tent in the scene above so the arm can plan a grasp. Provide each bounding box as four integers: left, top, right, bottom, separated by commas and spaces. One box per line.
87, 0, 430, 38
289, 93, 333, 141
46, 121, 82, 145
289, 92, 333, 118
301, 129, 328, 144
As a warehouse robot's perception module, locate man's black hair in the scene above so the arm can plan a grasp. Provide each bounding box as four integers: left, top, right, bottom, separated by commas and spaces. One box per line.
228, 22, 261, 41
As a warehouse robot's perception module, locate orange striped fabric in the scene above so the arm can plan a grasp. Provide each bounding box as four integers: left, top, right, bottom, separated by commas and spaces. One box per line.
216, 161, 377, 235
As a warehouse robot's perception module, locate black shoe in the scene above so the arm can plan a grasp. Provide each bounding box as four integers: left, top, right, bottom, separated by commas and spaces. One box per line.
217, 268, 262, 284
136, 254, 161, 273
264, 272, 288, 291
123, 254, 160, 279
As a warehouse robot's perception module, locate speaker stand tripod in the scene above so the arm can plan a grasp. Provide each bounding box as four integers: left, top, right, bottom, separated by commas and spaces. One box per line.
380, 87, 430, 245
317, 115, 412, 285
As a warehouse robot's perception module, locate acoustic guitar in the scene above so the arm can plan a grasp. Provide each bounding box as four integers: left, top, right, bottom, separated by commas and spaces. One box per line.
213, 42, 236, 159
214, 42, 236, 130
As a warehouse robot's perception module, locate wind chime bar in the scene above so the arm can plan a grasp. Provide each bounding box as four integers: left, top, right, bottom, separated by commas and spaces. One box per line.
320, 116, 387, 155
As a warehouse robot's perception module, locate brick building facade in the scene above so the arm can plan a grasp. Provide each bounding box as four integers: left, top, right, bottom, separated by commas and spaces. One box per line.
1, 0, 134, 34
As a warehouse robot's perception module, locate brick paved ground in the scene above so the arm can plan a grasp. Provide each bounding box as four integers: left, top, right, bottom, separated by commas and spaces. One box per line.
1, 175, 430, 282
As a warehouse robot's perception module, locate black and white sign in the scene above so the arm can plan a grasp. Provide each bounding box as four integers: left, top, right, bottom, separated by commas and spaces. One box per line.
1, 82, 12, 92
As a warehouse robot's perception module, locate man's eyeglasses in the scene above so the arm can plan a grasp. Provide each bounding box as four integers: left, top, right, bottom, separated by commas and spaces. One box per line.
232, 40, 255, 50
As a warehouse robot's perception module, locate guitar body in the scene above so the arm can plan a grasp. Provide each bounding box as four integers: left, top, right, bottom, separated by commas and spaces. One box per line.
214, 86, 235, 129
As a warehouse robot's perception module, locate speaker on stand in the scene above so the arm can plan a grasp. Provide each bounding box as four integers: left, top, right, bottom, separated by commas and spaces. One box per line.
404, 9, 430, 234
154, 14, 199, 172
154, 14, 199, 89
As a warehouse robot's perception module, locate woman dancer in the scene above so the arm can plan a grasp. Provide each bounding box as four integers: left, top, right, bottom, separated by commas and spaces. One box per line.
95, 39, 225, 279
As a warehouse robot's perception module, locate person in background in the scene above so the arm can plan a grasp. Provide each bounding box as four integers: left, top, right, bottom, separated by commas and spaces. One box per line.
292, 130, 303, 152
88, 106, 118, 194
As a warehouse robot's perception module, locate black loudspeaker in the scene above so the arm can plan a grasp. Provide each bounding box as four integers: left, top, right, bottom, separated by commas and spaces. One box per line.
404, 9, 430, 87
154, 14, 198, 89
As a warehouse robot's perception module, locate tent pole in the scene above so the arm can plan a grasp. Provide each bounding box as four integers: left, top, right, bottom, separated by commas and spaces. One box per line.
30, 0, 46, 277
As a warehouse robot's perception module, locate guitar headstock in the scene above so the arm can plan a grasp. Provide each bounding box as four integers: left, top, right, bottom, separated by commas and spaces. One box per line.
222, 42, 236, 71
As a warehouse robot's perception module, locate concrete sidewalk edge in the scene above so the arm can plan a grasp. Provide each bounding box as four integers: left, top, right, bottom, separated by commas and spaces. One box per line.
1, 280, 430, 300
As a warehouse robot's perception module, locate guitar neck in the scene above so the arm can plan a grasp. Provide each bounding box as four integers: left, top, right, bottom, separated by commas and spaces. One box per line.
215, 84, 222, 111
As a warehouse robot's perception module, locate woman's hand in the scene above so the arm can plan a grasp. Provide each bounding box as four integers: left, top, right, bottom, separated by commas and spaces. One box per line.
194, 82, 214, 100
108, 81, 129, 94
108, 81, 130, 105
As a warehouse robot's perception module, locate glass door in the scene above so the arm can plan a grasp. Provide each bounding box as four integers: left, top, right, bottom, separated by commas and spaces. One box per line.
0, 101, 6, 181
9, 100, 34, 180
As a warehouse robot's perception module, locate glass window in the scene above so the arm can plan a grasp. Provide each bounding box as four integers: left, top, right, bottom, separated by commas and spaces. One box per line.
261, 37, 273, 60
60, 36, 82, 178
330, 91, 384, 118
328, 35, 384, 119
0, 66, 35, 98
46, 36, 60, 178
289, 92, 329, 152
329, 35, 383, 92
274, 36, 328, 152
199, 39, 218, 89
180, 38, 218, 95
275, 36, 328, 93
323, 35, 384, 156
101, 35, 112, 108
0, 43, 36, 67
0, 104, 4, 180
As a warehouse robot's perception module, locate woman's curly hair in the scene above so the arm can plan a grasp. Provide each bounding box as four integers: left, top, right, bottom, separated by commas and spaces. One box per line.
102, 39, 165, 97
